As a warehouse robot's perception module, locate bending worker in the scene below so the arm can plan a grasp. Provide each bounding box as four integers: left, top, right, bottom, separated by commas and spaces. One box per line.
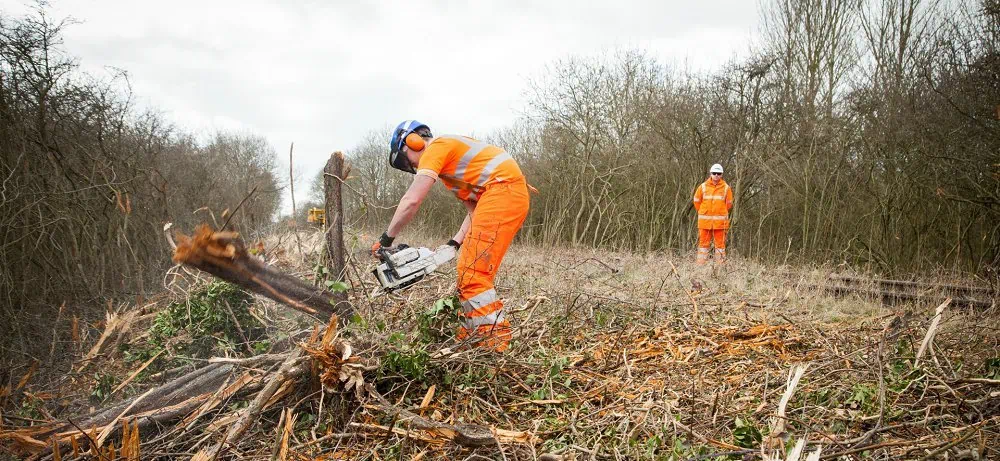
372, 120, 530, 352
693, 163, 734, 264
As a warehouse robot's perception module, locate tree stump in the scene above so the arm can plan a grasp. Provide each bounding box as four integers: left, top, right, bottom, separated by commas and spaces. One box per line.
323, 151, 349, 307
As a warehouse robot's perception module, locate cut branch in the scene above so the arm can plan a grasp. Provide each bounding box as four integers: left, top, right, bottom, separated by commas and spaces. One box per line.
171, 224, 354, 322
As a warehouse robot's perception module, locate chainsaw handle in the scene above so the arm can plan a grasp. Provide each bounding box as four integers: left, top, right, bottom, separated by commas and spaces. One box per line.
376, 244, 409, 267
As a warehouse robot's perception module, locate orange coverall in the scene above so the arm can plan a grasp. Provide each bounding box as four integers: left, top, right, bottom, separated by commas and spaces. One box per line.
416, 135, 529, 351
692, 178, 734, 264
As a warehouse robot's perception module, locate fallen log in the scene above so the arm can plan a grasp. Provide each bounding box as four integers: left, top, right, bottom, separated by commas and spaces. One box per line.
171, 224, 355, 322
6, 357, 280, 459
18, 362, 232, 444
193, 349, 310, 459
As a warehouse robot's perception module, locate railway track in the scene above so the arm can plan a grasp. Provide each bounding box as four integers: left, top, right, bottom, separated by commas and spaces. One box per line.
811, 274, 997, 309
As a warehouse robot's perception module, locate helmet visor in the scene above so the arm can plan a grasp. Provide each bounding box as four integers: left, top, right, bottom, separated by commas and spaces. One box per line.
389, 147, 415, 174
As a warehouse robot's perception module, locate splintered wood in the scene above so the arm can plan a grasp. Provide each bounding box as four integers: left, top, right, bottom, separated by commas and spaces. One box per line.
172, 224, 353, 321
301, 315, 367, 397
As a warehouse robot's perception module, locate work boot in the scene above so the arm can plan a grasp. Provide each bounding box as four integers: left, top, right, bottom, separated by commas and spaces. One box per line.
696, 248, 710, 265
456, 319, 511, 352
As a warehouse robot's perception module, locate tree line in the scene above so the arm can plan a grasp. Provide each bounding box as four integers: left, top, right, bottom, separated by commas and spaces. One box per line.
0, 8, 282, 365
340, 0, 999, 277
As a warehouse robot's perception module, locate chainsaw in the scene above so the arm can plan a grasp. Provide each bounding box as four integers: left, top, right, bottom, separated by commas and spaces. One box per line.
372, 244, 457, 292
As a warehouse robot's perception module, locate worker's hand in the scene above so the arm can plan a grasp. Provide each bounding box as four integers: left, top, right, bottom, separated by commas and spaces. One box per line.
434, 242, 458, 264
371, 232, 394, 257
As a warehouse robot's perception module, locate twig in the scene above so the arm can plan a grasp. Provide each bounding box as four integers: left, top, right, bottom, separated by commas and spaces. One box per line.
668, 260, 699, 320
221, 185, 258, 231
323, 172, 397, 211
220, 299, 252, 353
681, 449, 757, 461
110, 349, 164, 396
67, 419, 107, 461
915, 298, 951, 365
288, 142, 304, 256
291, 431, 359, 450
915, 424, 981, 461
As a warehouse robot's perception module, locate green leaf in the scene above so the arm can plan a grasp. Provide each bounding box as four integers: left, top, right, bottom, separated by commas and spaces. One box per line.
985, 357, 1000, 380
732, 417, 762, 448
325, 280, 350, 292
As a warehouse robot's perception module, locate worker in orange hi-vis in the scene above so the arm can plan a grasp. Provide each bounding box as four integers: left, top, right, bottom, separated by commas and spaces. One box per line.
692, 163, 734, 265
371, 120, 530, 352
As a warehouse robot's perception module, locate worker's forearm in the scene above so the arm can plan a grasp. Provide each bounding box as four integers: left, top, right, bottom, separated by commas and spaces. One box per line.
386, 197, 420, 237
452, 212, 472, 243
451, 200, 476, 243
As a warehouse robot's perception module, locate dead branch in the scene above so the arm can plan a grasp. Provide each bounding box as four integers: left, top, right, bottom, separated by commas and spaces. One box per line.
194, 349, 310, 459
171, 224, 354, 322
364, 383, 498, 448
915, 298, 951, 365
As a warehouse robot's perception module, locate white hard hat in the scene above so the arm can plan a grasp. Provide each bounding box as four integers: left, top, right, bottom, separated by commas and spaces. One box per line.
710, 164, 724, 174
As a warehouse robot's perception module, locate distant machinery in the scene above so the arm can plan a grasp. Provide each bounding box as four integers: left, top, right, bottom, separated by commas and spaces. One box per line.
307, 207, 325, 226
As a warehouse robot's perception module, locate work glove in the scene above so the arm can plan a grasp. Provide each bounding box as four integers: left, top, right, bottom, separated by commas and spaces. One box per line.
433, 240, 460, 265
371, 232, 394, 257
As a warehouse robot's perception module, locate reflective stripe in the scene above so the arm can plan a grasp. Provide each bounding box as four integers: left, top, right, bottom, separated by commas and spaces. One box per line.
698, 215, 728, 220
715, 249, 726, 253
697, 248, 711, 253
701, 182, 729, 200
416, 169, 439, 180
693, 198, 702, 203
476, 152, 512, 186
464, 310, 505, 329
452, 137, 489, 180
461, 288, 498, 313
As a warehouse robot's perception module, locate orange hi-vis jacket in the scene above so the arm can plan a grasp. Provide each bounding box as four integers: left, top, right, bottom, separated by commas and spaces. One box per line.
415, 134, 529, 352
415, 135, 524, 201
693, 178, 733, 230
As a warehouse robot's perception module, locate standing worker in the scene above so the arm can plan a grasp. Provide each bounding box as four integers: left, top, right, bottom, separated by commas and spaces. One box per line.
371, 120, 530, 352
692, 163, 734, 264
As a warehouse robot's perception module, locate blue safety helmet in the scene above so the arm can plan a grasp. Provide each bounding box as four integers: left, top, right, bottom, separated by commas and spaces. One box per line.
389, 119, 431, 174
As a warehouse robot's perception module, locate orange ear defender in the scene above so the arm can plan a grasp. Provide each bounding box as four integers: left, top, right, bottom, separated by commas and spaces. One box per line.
404, 133, 425, 151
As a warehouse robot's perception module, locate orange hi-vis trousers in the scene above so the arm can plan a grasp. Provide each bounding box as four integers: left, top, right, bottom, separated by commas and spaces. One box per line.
455, 178, 530, 352
697, 229, 727, 264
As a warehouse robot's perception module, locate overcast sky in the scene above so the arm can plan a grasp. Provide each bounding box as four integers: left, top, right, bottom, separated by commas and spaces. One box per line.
2, 0, 760, 214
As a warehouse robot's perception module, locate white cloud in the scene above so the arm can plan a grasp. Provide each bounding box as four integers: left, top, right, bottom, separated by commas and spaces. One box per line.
1, 0, 760, 213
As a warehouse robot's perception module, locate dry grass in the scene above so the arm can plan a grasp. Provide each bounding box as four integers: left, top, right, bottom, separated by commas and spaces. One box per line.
2, 228, 997, 460
283, 231, 999, 459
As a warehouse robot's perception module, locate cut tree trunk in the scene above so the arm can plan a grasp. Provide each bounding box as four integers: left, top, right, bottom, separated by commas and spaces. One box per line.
323, 151, 349, 307
172, 225, 354, 322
